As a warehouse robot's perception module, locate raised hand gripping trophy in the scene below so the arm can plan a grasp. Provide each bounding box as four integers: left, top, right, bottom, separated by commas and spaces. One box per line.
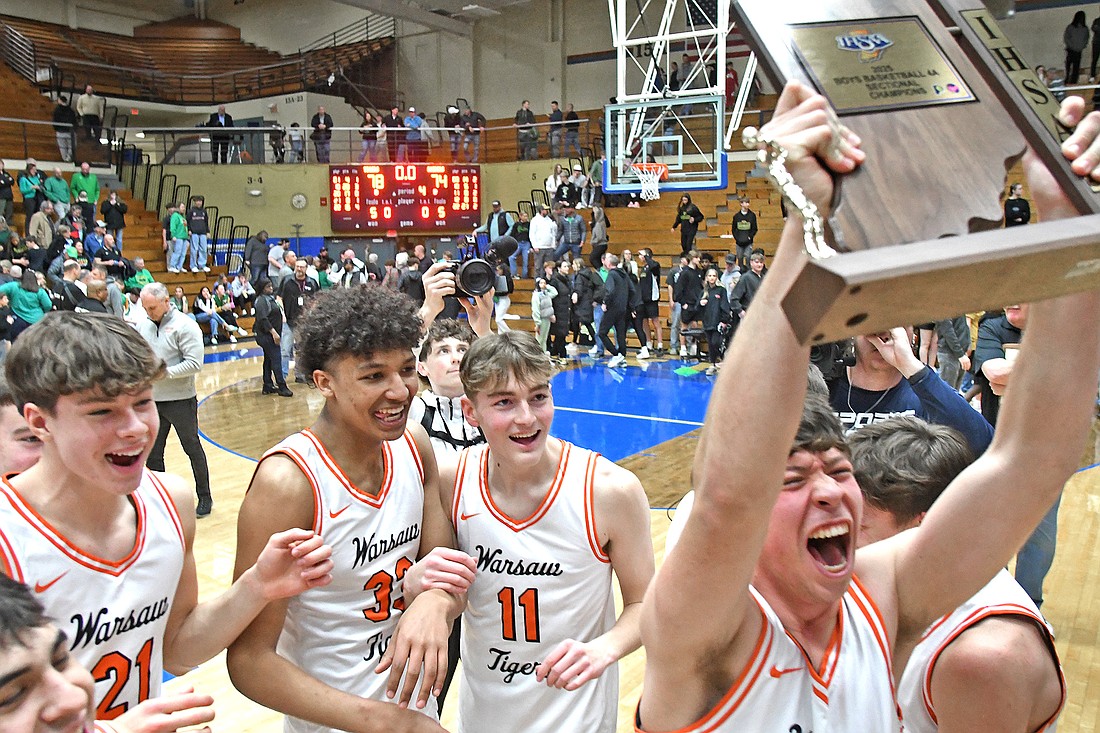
734, 0, 1100, 342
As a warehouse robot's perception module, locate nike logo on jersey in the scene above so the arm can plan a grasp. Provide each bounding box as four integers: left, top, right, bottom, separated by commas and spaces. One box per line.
770, 665, 803, 678
460, 512, 480, 520
329, 505, 351, 518
34, 572, 68, 593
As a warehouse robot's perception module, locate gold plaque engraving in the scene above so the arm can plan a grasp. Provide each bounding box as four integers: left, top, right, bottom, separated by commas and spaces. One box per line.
791, 17, 975, 114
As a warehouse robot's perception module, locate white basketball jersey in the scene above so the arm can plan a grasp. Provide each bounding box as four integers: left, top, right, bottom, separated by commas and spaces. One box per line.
898, 569, 1064, 732
452, 440, 618, 733
637, 578, 902, 733
0, 471, 184, 723
263, 429, 437, 733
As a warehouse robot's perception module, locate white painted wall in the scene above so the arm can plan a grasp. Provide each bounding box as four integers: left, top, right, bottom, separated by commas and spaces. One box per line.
1000, 3, 1098, 76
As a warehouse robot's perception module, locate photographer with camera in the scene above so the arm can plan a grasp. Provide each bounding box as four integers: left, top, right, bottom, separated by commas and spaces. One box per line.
828, 327, 994, 456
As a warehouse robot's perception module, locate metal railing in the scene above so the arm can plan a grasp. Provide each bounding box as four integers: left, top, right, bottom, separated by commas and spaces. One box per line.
1, 26, 394, 105
0, 23, 35, 82
300, 14, 396, 53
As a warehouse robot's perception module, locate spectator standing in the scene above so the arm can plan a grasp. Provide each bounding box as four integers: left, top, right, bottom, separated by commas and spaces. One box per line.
637, 248, 663, 355
731, 195, 758, 269
444, 105, 463, 162
564, 102, 583, 158
269, 121, 287, 163
475, 200, 514, 241
515, 99, 538, 160
698, 267, 732, 375
546, 259, 572, 360
493, 262, 514, 331
75, 85, 102, 141
1066, 11, 1090, 84
168, 201, 189, 273
568, 164, 588, 207
310, 106, 334, 163
530, 203, 557, 274
287, 122, 305, 162
100, 190, 128, 248
206, 104, 235, 164
18, 163, 45, 231
267, 237, 286, 282
382, 105, 403, 162
553, 204, 587, 262
598, 251, 631, 367
26, 202, 54, 251
43, 167, 71, 221
729, 250, 766, 324
403, 106, 425, 162
137, 282, 214, 516
548, 100, 564, 158
68, 162, 99, 213
279, 259, 320, 382
358, 110, 379, 162
243, 229, 269, 282
253, 278, 292, 396
51, 96, 77, 163
1004, 182, 1031, 226
673, 250, 704, 357
0, 161, 14, 224
671, 194, 705, 255
460, 105, 486, 162
509, 210, 532, 278
724, 61, 739, 108
187, 196, 210, 272
531, 275, 557, 352
588, 203, 610, 268
573, 257, 605, 348
584, 152, 605, 208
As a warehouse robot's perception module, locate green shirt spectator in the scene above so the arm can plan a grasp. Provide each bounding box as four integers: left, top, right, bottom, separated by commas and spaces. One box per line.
44, 173, 71, 206
0, 275, 53, 325
125, 257, 155, 291
69, 163, 100, 203
170, 210, 188, 240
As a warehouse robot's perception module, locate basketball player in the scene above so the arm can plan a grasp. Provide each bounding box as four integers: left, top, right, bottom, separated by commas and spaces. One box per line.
404, 330, 655, 732
0, 372, 42, 474
0, 312, 334, 730
228, 287, 470, 733
634, 81, 1100, 732
0, 574, 217, 733
850, 417, 1064, 732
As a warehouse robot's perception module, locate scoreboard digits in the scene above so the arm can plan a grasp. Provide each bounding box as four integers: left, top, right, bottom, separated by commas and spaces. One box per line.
330, 164, 481, 232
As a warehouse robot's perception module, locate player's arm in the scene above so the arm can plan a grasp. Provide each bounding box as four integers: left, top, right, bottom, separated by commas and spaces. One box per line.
226, 456, 443, 733
378, 424, 473, 709
638, 81, 864, 729
536, 460, 654, 690
159, 472, 332, 672
928, 617, 1063, 733
880, 98, 1100, 641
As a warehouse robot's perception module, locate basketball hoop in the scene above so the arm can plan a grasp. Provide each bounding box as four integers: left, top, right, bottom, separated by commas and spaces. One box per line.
630, 162, 668, 201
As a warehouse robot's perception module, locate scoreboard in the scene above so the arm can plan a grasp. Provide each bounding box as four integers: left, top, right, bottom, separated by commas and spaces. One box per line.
329, 164, 480, 233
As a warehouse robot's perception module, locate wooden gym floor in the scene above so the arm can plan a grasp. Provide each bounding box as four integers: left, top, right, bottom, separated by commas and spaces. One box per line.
171, 345, 1100, 732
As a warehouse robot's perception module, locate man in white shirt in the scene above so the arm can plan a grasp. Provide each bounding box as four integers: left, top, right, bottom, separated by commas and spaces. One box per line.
529, 204, 557, 275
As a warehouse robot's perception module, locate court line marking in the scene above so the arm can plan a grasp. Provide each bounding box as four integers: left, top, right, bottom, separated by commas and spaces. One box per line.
555, 405, 704, 427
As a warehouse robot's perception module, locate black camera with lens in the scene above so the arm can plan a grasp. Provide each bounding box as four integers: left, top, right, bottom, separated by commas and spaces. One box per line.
810, 338, 856, 388
443, 235, 518, 298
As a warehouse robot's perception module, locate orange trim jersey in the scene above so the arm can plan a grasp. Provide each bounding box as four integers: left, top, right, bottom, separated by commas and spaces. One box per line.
262, 429, 437, 733
898, 569, 1064, 732
452, 440, 617, 733
636, 578, 902, 733
0, 471, 184, 722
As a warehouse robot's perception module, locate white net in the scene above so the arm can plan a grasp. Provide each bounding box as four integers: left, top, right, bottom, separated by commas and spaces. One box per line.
632, 166, 663, 201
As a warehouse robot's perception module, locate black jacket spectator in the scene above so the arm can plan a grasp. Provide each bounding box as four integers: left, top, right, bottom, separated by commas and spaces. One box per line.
279, 274, 320, 327
101, 198, 128, 231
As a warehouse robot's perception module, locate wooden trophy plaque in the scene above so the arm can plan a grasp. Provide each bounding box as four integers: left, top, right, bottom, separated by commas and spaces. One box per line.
732, 0, 1100, 343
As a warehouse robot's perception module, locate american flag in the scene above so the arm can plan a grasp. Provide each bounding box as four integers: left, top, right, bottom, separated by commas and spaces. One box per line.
686, 0, 719, 27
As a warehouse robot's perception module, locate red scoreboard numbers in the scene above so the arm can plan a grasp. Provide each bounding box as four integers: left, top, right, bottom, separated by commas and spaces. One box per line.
330, 164, 481, 232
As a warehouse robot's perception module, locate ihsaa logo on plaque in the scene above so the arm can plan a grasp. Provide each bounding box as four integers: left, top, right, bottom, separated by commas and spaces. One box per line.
836, 30, 893, 63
